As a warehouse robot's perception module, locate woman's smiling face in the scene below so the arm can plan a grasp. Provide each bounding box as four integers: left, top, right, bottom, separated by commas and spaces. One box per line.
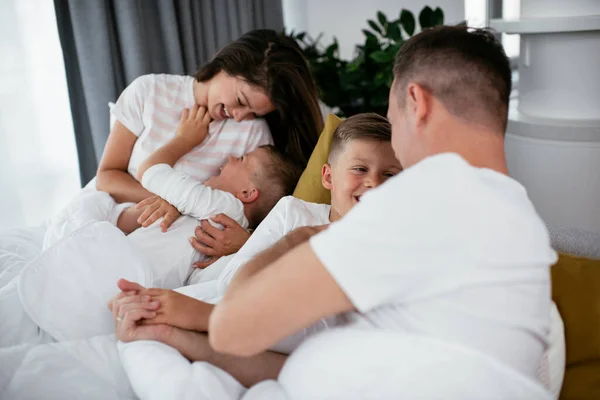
205, 71, 275, 122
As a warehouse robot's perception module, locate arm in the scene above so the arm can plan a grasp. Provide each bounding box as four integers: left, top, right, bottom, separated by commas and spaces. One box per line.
226, 225, 327, 294
136, 137, 195, 181
138, 105, 240, 221
112, 284, 286, 388
111, 279, 213, 332
134, 106, 219, 230
190, 215, 252, 268
162, 328, 287, 387
209, 240, 354, 357
136, 105, 211, 181
96, 121, 154, 203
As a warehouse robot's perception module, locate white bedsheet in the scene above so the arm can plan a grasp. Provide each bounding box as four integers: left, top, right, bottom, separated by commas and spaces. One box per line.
0, 207, 564, 399
1, 326, 552, 400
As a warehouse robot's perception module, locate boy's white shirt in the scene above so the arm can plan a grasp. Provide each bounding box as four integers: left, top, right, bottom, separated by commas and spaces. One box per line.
141, 163, 248, 229
216, 196, 342, 354
217, 196, 330, 295
116, 164, 248, 289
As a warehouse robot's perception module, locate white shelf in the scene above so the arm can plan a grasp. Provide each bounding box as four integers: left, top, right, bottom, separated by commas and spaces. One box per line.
507, 100, 600, 142
490, 15, 600, 34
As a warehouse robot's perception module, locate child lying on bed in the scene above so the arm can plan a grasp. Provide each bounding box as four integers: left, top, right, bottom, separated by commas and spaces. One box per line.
110, 112, 403, 356
44, 105, 301, 289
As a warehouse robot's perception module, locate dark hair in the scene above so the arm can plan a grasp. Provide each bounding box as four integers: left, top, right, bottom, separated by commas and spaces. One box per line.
393, 26, 512, 132
196, 29, 323, 168
328, 113, 392, 163
248, 145, 303, 228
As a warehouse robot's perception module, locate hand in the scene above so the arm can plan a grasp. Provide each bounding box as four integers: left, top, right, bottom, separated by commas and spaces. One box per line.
136, 196, 181, 232
190, 214, 251, 269
108, 279, 211, 333
109, 281, 173, 343
141, 290, 214, 332
177, 105, 211, 148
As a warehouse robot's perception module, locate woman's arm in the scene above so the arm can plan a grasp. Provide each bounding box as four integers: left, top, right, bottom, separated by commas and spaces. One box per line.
96, 121, 153, 203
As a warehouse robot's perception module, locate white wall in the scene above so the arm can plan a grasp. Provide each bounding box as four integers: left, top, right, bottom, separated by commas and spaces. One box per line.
283, 0, 465, 60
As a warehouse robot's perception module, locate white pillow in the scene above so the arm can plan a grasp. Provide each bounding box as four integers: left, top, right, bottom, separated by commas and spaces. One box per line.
19, 221, 152, 342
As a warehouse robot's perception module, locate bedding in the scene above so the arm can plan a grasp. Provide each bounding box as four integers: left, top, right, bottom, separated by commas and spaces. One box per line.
1, 326, 552, 400
0, 220, 566, 398
0, 186, 565, 398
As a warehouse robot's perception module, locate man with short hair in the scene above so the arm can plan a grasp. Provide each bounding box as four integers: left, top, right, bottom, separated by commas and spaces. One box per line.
210, 25, 556, 395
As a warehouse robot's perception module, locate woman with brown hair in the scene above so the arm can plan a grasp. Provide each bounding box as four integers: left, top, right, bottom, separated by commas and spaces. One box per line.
95, 29, 323, 260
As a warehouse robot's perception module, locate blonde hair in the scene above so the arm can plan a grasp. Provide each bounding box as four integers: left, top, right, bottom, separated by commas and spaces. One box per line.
248, 145, 303, 228
328, 113, 392, 163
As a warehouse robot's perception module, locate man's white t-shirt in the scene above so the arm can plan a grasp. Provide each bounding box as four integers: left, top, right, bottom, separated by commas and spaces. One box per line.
111, 74, 273, 181
310, 153, 557, 380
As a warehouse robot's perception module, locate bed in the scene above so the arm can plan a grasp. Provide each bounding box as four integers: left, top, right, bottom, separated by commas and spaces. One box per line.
0, 222, 565, 400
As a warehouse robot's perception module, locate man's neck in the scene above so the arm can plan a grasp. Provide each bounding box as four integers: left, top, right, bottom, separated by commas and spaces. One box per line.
427, 117, 509, 175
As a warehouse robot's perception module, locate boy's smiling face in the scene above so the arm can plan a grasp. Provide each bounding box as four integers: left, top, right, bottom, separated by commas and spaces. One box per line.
322, 138, 402, 221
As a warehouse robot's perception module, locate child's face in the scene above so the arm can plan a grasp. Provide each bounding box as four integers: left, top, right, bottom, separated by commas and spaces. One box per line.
322, 139, 402, 220
205, 148, 268, 197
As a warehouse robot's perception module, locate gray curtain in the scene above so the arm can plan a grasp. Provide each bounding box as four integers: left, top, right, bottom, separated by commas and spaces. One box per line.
54, 0, 283, 186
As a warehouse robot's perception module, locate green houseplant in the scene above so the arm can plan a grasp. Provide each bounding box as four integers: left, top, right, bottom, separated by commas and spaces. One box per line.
289, 6, 444, 117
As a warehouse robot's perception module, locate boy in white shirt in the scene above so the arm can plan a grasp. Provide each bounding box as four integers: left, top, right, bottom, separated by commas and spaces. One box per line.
217, 113, 403, 295
111, 112, 402, 353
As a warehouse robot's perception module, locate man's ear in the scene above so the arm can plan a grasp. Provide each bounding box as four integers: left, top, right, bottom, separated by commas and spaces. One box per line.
407, 82, 430, 128
238, 187, 259, 204
321, 163, 333, 190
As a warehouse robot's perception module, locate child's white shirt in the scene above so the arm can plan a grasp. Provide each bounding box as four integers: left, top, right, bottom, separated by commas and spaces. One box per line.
123, 163, 248, 288
141, 163, 248, 229
214, 196, 343, 354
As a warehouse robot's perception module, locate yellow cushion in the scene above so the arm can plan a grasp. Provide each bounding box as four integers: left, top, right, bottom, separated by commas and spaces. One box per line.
292, 114, 342, 204
551, 253, 600, 399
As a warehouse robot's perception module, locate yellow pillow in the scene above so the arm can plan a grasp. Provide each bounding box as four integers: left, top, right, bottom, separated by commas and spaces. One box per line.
293, 114, 342, 204
551, 253, 600, 399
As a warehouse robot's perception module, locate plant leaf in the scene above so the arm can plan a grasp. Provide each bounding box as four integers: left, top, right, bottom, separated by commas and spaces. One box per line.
419, 6, 433, 29
377, 11, 387, 26
369, 50, 389, 63
325, 42, 338, 58
386, 21, 401, 41
400, 9, 415, 36
367, 19, 383, 35
362, 29, 377, 40
433, 7, 444, 26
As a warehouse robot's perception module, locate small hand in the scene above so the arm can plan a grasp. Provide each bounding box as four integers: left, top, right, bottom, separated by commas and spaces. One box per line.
190, 214, 251, 268
177, 105, 211, 148
136, 196, 181, 232
140, 289, 213, 332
